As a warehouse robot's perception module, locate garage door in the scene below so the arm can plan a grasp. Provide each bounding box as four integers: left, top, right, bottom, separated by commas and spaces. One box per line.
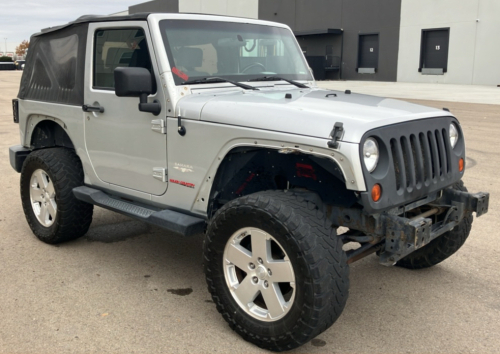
358, 34, 379, 70
420, 29, 450, 72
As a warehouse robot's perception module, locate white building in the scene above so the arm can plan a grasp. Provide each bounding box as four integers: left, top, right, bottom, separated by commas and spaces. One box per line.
397, 0, 500, 86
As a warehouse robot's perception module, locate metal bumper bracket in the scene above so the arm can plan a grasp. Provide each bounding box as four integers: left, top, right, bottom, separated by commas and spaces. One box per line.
379, 214, 432, 265
437, 188, 490, 217
378, 188, 489, 266
469, 192, 489, 217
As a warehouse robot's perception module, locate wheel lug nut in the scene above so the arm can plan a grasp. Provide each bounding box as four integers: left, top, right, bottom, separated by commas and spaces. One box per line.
257, 257, 263, 264
268, 269, 272, 276
252, 276, 258, 284
264, 280, 269, 288
249, 263, 255, 269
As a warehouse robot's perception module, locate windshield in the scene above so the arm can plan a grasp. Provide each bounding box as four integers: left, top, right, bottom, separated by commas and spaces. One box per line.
159, 19, 313, 85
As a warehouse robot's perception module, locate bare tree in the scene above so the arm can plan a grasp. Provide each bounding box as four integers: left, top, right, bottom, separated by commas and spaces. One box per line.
15, 40, 29, 57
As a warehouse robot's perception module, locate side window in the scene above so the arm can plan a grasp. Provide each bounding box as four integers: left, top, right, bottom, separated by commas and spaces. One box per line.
93, 28, 154, 90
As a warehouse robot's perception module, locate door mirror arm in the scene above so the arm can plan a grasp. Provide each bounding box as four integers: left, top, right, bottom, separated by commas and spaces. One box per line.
139, 93, 161, 116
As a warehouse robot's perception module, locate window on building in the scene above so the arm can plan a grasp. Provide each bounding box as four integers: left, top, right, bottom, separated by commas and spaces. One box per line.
325, 45, 340, 68
93, 28, 154, 90
357, 34, 379, 74
419, 28, 450, 75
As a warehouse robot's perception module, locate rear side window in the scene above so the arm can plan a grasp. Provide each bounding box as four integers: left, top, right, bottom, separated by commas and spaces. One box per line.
93, 28, 154, 90
17, 23, 88, 106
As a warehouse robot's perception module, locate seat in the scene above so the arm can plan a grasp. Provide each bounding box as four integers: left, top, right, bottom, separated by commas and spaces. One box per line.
129, 39, 152, 72
175, 47, 209, 77
129, 39, 156, 91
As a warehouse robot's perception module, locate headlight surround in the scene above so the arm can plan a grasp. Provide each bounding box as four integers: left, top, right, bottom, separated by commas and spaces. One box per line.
449, 123, 459, 148
363, 137, 379, 172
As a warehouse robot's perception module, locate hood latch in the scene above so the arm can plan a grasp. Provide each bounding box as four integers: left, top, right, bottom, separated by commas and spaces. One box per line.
327, 122, 344, 149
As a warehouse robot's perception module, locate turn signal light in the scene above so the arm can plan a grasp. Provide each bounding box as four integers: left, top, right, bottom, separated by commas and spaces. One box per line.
459, 158, 464, 172
371, 184, 382, 202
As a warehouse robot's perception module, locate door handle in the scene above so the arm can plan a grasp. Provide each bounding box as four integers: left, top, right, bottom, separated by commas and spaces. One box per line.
82, 104, 104, 113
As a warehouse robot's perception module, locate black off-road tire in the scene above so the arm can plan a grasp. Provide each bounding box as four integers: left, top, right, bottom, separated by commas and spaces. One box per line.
204, 190, 349, 352
396, 181, 473, 269
20, 148, 93, 244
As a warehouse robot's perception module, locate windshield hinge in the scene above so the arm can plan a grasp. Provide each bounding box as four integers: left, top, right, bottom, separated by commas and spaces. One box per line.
153, 167, 168, 182
327, 122, 344, 149
151, 118, 166, 134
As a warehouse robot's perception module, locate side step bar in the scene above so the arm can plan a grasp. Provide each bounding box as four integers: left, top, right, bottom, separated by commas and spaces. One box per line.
73, 186, 206, 237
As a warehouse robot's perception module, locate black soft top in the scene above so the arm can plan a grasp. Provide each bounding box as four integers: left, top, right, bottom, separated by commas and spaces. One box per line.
18, 13, 152, 106
36, 13, 151, 36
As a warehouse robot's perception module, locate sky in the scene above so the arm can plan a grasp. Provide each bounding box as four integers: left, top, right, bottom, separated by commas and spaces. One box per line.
0, 0, 142, 53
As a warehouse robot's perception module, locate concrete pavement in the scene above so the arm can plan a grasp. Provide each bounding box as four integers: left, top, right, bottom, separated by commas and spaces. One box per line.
1, 72, 499, 353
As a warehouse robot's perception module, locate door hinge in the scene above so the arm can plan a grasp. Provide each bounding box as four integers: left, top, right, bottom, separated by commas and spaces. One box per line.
153, 167, 168, 182
151, 118, 166, 134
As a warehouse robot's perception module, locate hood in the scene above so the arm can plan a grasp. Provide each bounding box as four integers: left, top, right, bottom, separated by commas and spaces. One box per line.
177, 87, 453, 144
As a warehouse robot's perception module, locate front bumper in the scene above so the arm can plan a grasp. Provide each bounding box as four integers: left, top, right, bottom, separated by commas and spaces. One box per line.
378, 188, 489, 265
328, 186, 489, 265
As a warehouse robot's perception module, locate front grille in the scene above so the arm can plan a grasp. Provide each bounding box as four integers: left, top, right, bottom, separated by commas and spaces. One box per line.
390, 129, 451, 193
359, 117, 464, 213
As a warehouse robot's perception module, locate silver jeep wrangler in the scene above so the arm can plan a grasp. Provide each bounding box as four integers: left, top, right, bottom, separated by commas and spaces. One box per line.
9, 13, 489, 351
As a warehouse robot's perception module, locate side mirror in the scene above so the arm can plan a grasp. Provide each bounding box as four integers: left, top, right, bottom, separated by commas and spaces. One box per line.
114, 67, 161, 116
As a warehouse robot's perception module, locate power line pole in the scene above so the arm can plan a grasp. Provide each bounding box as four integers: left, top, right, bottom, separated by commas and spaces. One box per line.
3, 38, 6, 56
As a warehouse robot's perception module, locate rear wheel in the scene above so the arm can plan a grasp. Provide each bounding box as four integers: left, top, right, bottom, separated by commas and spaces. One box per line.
20, 148, 93, 244
204, 190, 349, 352
396, 181, 473, 269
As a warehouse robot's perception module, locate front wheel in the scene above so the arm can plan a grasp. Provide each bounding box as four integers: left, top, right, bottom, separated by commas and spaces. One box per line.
204, 191, 349, 352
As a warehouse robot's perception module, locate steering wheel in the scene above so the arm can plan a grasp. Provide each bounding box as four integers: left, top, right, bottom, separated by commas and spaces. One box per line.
241, 62, 266, 73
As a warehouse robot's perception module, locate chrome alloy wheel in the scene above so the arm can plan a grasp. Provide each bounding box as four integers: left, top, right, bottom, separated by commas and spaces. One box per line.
29, 169, 57, 227
223, 227, 296, 322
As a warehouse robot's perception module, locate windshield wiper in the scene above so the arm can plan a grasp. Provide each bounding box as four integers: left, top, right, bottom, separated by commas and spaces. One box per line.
248, 76, 309, 88
182, 77, 259, 90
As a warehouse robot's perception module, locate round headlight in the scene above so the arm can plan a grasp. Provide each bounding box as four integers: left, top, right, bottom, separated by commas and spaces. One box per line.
363, 137, 379, 172
449, 123, 459, 148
